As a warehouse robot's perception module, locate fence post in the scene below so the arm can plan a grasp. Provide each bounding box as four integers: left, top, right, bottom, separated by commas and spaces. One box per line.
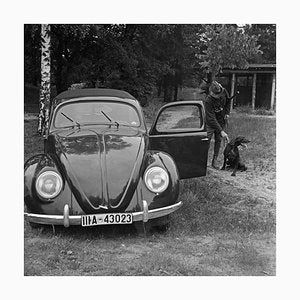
270, 73, 276, 110
230, 73, 236, 110
252, 73, 257, 111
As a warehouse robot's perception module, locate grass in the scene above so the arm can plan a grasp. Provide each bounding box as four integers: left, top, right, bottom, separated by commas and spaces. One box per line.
229, 113, 276, 172
24, 100, 276, 276
24, 120, 43, 162
178, 177, 274, 232
24, 222, 274, 276
234, 105, 276, 116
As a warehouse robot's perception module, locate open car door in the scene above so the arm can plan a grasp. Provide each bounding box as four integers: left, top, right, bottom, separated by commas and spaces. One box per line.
149, 101, 209, 179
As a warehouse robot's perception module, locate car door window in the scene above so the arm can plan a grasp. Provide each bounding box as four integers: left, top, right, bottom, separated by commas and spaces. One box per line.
155, 105, 203, 132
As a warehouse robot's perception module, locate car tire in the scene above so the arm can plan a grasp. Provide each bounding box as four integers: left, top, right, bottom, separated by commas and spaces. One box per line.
29, 222, 43, 229
134, 221, 152, 235
153, 222, 170, 233
151, 216, 170, 233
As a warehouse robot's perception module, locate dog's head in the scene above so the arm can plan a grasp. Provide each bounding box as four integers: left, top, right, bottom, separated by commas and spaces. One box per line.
232, 136, 250, 149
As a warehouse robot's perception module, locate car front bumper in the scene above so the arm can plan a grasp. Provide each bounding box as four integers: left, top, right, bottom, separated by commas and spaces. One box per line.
24, 201, 182, 227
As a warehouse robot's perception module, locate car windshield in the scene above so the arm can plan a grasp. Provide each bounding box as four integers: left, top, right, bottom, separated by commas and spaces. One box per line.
54, 101, 141, 128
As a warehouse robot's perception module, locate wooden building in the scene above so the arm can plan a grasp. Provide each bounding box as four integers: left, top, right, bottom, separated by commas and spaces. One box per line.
218, 64, 276, 110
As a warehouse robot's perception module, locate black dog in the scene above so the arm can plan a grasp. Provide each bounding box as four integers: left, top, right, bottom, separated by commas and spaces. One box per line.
221, 136, 250, 176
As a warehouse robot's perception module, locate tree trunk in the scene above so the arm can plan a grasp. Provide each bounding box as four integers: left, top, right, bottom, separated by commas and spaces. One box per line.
173, 65, 183, 101
37, 24, 51, 136
53, 28, 68, 94
157, 79, 163, 97
210, 72, 216, 82
173, 81, 178, 101
163, 75, 172, 102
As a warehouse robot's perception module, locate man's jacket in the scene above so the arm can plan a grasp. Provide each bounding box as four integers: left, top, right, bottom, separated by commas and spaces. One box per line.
204, 89, 231, 132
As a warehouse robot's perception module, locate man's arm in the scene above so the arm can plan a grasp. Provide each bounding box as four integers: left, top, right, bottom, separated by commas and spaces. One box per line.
204, 97, 230, 143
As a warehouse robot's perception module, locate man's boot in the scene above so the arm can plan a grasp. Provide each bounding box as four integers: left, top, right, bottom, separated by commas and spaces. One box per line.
211, 155, 219, 169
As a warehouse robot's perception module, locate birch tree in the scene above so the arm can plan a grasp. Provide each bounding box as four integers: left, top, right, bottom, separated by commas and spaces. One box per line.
37, 24, 51, 136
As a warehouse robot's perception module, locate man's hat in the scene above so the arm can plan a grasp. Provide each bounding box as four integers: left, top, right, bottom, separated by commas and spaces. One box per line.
209, 81, 224, 98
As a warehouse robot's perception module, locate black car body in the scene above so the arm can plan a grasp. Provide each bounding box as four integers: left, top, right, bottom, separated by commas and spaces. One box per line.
24, 89, 209, 228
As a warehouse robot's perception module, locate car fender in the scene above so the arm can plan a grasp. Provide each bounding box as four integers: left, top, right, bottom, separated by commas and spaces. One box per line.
24, 154, 73, 215
137, 150, 180, 211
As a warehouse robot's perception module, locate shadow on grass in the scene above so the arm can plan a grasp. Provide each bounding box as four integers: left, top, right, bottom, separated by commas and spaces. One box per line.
25, 220, 170, 242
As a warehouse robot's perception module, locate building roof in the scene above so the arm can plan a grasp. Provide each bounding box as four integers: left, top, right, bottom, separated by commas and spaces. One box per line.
222, 63, 276, 74
248, 64, 276, 68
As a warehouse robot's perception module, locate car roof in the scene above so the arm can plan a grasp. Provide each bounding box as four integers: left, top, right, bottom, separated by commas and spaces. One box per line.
55, 88, 137, 101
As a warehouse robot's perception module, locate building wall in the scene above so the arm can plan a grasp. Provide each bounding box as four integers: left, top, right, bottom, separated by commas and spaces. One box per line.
256, 74, 273, 108
218, 73, 275, 109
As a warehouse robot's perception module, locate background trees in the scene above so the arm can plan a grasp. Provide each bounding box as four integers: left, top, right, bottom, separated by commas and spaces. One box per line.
198, 24, 262, 81
244, 24, 276, 63
24, 24, 276, 106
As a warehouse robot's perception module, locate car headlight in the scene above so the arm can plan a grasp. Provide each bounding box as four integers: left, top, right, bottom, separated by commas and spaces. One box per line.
144, 167, 169, 193
35, 171, 63, 199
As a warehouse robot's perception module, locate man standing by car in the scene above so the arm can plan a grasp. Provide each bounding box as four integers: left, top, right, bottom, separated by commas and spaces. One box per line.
204, 81, 231, 169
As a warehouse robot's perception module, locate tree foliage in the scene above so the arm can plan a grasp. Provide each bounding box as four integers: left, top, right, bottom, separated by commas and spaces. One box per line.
244, 24, 276, 63
199, 25, 262, 78
24, 24, 41, 85
24, 24, 275, 105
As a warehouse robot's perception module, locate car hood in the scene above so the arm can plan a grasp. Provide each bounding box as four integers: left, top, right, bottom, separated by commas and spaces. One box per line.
51, 126, 147, 213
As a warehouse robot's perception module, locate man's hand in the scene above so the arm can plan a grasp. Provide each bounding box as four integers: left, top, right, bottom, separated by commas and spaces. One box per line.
224, 114, 229, 120
220, 130, 229, 143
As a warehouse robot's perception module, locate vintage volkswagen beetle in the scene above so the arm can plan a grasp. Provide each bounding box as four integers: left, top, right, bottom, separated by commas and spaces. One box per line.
24, 89, 209, 229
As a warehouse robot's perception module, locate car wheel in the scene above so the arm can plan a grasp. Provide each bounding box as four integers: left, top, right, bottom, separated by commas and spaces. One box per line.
29, 222, 43, 229
134, 221, 152, 235
153, 222, 170, 232
134, 216, 171, 234
151, 216, 170, 233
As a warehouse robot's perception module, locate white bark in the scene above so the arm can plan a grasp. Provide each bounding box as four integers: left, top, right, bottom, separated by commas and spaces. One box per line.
37, 24, 51, 136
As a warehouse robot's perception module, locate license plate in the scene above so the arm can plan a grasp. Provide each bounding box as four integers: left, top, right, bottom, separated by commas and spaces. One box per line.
81, 213, 133, 227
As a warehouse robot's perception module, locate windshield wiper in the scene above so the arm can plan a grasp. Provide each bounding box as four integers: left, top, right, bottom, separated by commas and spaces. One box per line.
101, 110, 119, 128
61, 112, 81, 129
